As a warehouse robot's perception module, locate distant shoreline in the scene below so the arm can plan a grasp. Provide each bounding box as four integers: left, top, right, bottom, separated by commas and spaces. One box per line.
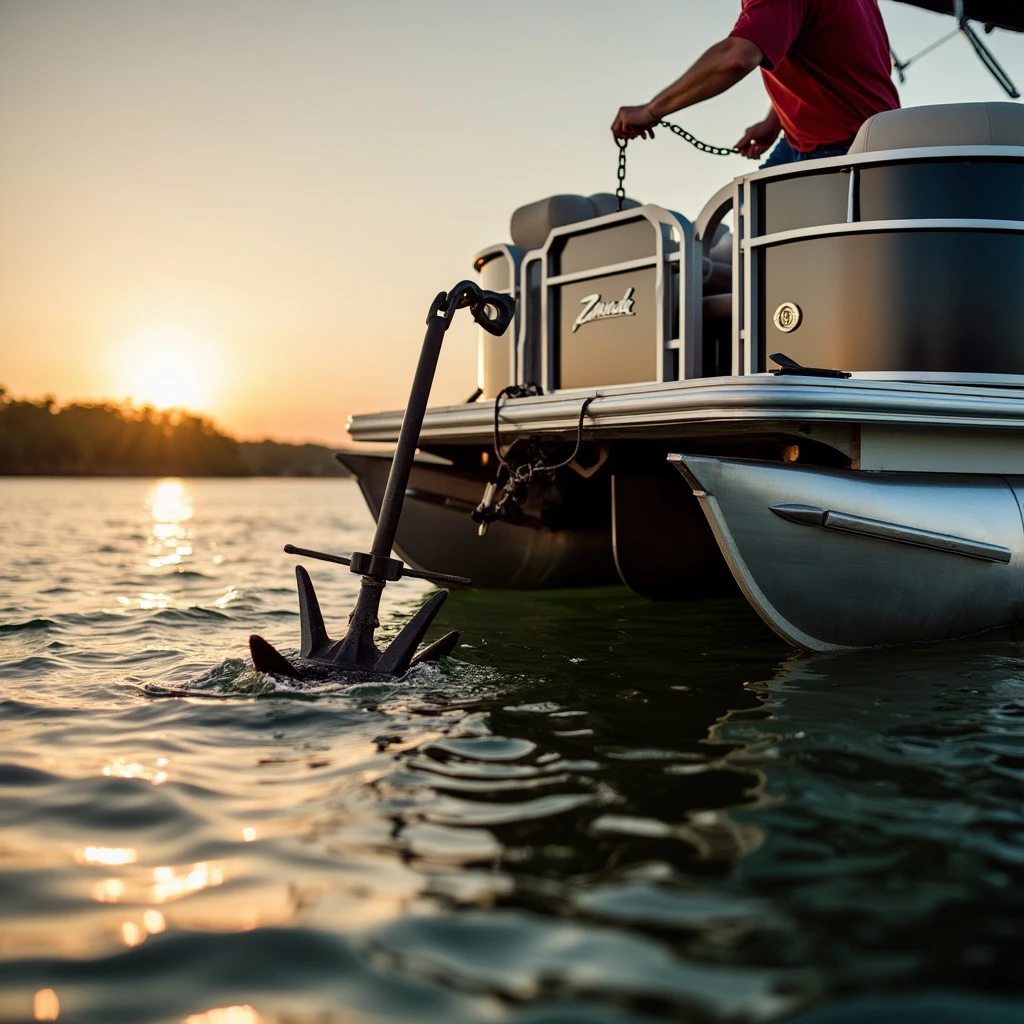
0, 391, 352, 477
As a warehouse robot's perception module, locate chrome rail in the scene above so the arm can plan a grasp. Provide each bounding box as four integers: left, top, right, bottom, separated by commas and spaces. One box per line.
347, 374, 1024, 443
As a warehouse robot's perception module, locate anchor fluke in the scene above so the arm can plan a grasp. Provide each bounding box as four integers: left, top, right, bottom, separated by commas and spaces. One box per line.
296, 565, 332, 658
248, 282, 513, 682
249, 634, 303, 680
411, 630, 461, 667
375, 590, 449, 677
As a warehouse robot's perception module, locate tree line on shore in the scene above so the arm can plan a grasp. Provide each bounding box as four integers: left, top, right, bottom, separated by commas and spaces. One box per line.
0, 389, 350, 477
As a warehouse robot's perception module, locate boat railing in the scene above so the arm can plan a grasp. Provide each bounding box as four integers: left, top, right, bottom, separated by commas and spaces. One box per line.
473, 242, 524, 398
475, 110, 1024, 396
717, 143, 1024, 378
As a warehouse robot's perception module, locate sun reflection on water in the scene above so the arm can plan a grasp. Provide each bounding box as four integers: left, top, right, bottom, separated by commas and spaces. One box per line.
91, 878, 125, 903
145, 479, 195, 568
183, 1007, 263, 1024
143, 909, 166, 933
33, 989, 59, 1020
75, 846, 137, 866
88, 860, 225, 907
102, 757, 169, 784
116, 910, 167, 947
151, 862, 225, 903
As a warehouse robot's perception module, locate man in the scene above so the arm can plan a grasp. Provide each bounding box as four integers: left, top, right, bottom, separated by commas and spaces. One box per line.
612, 0, 900, 166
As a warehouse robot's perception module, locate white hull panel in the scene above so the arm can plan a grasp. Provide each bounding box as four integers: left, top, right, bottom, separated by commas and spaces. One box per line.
670, 455, 1024, 651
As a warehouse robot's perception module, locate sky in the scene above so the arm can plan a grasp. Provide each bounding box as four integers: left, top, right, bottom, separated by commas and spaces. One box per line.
1, 0, 1022, 445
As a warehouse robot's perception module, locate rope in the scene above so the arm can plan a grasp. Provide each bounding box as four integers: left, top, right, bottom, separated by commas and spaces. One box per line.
492, 387, 594, 481
472, 387, 596, 533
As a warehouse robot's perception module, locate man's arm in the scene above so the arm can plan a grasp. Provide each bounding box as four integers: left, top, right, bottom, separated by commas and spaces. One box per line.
612, 36, 765, 140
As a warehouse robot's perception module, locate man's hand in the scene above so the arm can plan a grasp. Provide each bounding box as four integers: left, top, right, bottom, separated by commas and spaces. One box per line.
736, 115, 780, 160
612, 105, 658, 141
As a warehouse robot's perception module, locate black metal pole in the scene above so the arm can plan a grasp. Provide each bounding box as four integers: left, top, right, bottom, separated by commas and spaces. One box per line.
323, 307, 451, 670
371, 312, 448, 559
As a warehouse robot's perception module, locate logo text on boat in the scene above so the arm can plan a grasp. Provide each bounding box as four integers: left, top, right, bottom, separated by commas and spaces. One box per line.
573, 287, 636, 333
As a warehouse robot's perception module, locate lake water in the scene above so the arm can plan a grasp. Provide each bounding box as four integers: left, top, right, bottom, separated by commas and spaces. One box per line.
3, 478, 1024, 1024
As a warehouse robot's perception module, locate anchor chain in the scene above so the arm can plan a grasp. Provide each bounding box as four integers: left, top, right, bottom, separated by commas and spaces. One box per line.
615, 139, 629, 212
616, 120, 740, 212
472, 387, 595, 536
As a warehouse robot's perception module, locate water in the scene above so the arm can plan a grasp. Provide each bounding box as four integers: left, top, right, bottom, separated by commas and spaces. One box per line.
2, 478, 1024, 1024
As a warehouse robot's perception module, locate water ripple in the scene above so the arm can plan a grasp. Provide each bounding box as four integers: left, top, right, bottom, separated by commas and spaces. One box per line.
2, 480, 1024, 1023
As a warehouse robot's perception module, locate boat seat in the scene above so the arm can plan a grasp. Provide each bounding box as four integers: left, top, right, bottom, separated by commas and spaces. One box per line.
588, 192, 635, 217
708, 227, 732, 264
849, 101, 1024, 154
702, 226, 733, 296
510, 193, 641, 251
702, 258, 731, 294
703, 293, 732, 320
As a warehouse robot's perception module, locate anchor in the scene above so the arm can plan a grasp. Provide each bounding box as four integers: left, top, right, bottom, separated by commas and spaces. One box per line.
248, 282, 515, 680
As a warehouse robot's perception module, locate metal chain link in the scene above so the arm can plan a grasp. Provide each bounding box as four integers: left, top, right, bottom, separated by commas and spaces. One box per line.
616, 120, 740, 212
658, 120, 739, 157
615, 139, 629, 211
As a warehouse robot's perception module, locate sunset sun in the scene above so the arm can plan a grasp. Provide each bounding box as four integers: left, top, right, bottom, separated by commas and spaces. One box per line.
113, 324, 222, 412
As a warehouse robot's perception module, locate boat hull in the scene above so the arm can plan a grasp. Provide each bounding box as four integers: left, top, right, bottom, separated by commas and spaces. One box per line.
671, 454, 1024, 650
611, 465, 736, 600
336, 451, 618, 590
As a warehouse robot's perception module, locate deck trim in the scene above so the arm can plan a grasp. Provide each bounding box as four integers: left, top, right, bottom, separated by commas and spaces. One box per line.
348, 376, 1024, 443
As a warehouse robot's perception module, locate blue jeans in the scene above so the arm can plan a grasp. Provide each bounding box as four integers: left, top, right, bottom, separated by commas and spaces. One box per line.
761, 137, 852, 168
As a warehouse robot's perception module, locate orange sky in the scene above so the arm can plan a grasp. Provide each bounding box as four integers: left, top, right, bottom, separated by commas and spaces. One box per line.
2, 1, 1021, 444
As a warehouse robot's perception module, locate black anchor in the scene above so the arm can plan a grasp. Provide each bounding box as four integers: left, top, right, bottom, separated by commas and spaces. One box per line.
249, 282, 515, 680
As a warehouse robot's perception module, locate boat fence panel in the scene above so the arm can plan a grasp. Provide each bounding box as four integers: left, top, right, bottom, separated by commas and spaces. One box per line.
557, 267, 659, 389
762, 169, 851, 237
530, 206, 698, 392
735, 146, 1024, 376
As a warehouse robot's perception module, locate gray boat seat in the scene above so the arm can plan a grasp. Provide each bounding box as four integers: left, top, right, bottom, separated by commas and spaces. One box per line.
849, 101, 1024, 154
702, 225, 733, 296
702, 258, 731, 294
703, 293, 732, 320
708, 226, 732, 264
510, 193, 641, 251
588, 192, 635, 217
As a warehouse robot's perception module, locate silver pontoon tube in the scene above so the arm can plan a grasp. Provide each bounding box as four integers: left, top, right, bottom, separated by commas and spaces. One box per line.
670, 454, 1024, 651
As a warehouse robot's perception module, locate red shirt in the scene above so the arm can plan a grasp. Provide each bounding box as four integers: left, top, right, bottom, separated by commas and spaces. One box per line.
730, 0, 900, 152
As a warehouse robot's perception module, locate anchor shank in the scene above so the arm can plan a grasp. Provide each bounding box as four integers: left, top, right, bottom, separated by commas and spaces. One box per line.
327, 575, 387, 669
371, 313, 448, 560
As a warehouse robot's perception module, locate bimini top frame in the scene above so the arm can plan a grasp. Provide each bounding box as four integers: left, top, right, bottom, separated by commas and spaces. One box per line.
892, 0, 1024, 35
890, 0, 1022, 97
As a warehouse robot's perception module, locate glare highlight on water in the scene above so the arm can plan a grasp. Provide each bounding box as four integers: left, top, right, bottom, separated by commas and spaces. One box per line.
146, 478, 195, 568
